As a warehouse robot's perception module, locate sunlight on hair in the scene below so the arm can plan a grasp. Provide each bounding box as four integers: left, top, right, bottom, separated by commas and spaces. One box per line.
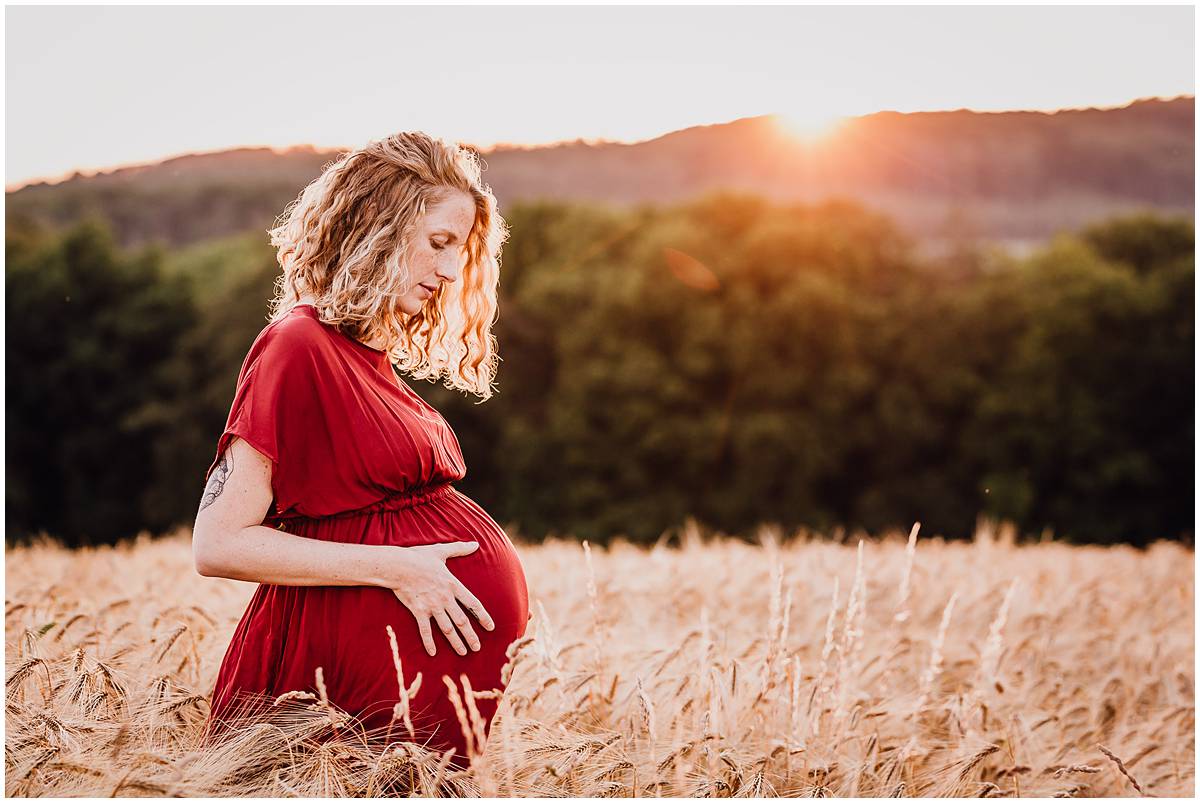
265, 131, 509, 401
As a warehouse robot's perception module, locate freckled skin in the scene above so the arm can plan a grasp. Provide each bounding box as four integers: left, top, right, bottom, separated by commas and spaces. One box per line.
294, 190, 475, 345
393, 190, 475, 319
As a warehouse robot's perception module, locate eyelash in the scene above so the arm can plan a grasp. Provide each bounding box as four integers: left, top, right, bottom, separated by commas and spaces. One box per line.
431, 241, 445, 250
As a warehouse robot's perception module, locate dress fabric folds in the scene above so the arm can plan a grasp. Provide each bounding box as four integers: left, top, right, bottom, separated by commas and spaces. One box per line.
201, 303, 529, 764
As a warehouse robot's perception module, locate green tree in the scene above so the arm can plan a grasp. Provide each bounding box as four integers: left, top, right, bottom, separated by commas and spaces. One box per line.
6, 219, 196, 545
968, 222, 1193, 545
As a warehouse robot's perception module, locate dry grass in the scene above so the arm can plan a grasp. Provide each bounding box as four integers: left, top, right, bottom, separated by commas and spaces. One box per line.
4, 519, 1193, 797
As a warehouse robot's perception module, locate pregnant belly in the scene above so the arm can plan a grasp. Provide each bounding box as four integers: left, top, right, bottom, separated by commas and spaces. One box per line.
246, 485, 530, 744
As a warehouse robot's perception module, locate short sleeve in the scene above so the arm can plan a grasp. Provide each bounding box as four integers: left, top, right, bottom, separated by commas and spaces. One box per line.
204, 318, 321, 517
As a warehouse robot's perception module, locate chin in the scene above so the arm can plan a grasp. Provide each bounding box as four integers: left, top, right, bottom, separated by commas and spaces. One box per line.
396, 294, 427, 317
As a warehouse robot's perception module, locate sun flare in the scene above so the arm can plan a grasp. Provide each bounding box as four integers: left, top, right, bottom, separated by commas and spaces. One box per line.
772, 110, 850, 144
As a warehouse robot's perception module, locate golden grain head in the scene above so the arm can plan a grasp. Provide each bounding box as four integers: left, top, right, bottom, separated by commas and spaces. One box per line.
2, 524, 1193, 797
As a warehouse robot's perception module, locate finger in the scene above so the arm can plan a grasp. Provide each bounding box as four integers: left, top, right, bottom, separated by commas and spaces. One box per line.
454, 580, 495, 631
447, 603, 481, 652
417, 615, 437, 657
440, 540, 480, 559
434, 610, 468, 656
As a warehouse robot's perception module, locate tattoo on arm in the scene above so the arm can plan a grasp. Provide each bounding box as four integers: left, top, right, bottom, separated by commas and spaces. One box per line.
199, 450, 233, 513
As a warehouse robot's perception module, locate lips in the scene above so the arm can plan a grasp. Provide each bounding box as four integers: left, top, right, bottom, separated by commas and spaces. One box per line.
418, 283, 437, 297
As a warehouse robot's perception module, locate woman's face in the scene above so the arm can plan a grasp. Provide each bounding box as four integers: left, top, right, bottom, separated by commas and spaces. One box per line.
396, 189, 476, 316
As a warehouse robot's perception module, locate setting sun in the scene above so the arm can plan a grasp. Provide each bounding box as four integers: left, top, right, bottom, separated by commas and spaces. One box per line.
771, 110, 851, 144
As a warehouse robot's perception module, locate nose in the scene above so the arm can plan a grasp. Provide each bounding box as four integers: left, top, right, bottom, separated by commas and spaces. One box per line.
435, 250, 462, 284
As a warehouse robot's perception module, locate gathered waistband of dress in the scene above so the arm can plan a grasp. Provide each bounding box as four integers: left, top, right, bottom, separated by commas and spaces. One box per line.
268, 481, 456, 523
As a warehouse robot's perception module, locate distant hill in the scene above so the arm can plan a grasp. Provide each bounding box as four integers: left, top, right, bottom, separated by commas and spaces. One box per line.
7, 96, 1192, 255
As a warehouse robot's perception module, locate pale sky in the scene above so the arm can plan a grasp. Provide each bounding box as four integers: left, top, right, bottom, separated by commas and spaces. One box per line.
5, 3, 1195, 190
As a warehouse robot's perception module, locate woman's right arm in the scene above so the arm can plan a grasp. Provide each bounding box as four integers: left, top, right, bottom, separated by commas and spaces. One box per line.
191, 436, 494, 655
192, 436, 390, 586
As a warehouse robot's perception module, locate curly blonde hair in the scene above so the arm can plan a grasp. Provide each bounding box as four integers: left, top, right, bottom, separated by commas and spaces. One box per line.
266, 131, 509, 401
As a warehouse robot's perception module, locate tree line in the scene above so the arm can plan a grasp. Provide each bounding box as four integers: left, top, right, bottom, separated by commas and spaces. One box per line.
5, 194, 1193, 547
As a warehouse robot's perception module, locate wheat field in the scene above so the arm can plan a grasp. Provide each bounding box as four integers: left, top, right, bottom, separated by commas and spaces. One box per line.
4, 520, 1194, 797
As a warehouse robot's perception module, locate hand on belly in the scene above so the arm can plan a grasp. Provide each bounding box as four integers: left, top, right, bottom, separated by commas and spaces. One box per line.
376, 540, 495, 656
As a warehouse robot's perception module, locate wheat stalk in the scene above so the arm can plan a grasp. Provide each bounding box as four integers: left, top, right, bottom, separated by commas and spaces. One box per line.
1097, 744, 1147, 796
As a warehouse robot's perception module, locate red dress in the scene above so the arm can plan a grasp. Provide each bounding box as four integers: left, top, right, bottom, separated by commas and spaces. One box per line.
201, 303, 529, 764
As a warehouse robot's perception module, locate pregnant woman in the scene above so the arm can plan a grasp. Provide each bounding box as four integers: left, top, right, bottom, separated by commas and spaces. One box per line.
191, 132, 529, 767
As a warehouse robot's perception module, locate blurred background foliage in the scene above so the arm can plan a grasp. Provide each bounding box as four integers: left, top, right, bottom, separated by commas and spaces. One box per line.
5, 195, 1193, 547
